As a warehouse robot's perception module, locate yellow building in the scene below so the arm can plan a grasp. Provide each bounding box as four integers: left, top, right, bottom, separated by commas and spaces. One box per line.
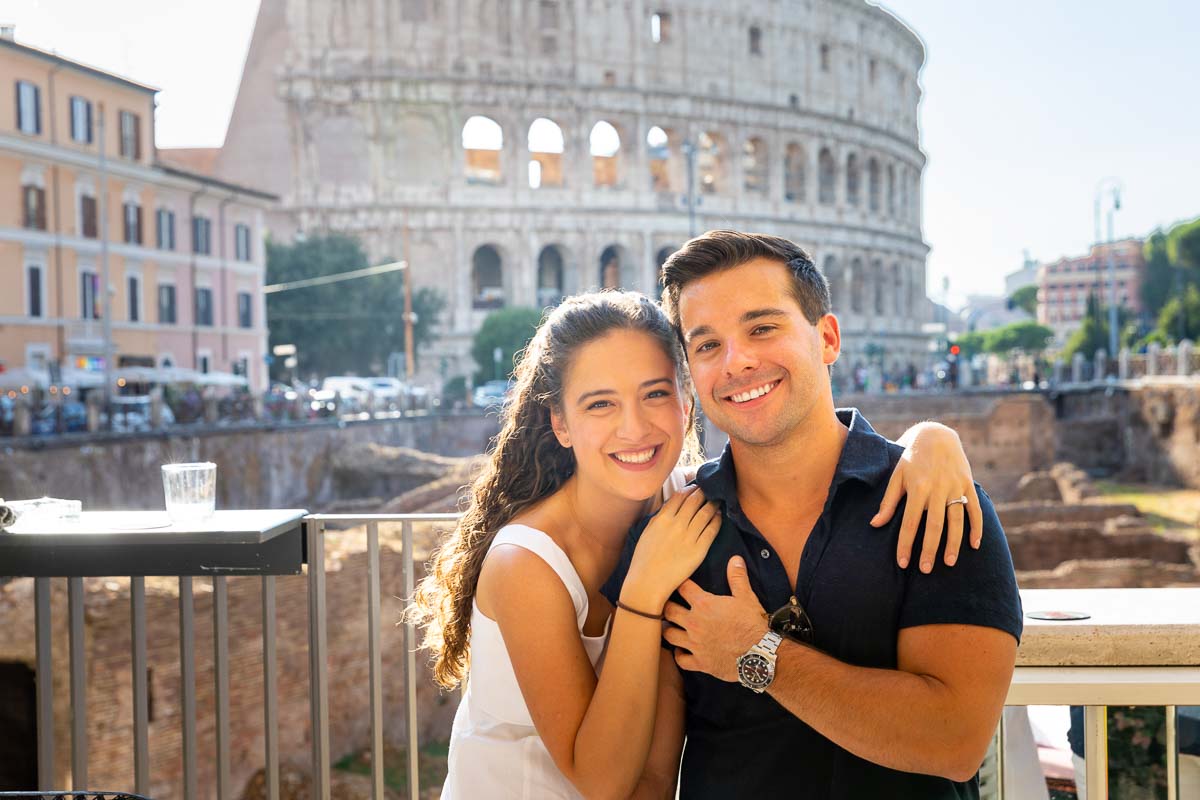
0, 32, 277, 390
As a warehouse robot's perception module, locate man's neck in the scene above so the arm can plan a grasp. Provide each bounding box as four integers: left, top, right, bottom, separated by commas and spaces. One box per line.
729, 406, 849, 514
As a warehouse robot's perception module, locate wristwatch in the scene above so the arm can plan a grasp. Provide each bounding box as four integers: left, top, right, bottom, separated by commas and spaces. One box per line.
736, 630, 783, 693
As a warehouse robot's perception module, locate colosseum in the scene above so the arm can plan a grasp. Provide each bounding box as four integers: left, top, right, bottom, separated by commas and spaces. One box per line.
210, 0, 932, 384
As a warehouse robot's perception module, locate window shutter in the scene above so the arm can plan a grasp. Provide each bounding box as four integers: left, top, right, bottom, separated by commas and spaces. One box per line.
136, 205, 143, 244
34, 85, 41, 135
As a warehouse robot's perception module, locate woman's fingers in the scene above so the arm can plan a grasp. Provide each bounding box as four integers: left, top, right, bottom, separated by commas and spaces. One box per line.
967, 483, 984, 549
872, 462, 906, 527
895, 488, 927, 568
918, 493, 947, 574
943, 502, 965, 567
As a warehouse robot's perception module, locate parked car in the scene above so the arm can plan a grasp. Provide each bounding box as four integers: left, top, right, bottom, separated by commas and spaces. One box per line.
368, 377, 406, 409
472, 380, 511, 409
103, 396, 175, 433
31, 401, 88, 435
321, 376, 373, 410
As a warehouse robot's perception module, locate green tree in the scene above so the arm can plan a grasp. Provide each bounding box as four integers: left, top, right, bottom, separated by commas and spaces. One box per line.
1155, 285, 1200, 343
983, 320, 1054, 355
1062, 293, 1112, 361
1140, 230, 1174, 318
471, 307, 545, 382
1007, 285, 1039, 317
1166, 217, 1200, 273
266, 234, 445, 380
950, 330, 988, 359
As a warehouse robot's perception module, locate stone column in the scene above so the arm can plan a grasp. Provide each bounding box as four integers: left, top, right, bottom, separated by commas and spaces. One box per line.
1147, 342, 1161, 376
1178, 340, 1193, 376
150, 388, 164, 429
1071, 352, 1085, 384
1094, 349, 1107, 381
86, 392, 102, 433
1118, 348, 1130, 381
1052, 359, 1064, 385
13, 397, 32, 437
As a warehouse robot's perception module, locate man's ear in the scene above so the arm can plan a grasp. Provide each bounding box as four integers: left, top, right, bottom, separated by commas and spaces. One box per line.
550, 407, 571, 448
820, 313, 842, 366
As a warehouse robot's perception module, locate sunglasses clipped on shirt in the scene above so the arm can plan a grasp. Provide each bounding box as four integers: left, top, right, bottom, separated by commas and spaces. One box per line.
768, 595, 814, 644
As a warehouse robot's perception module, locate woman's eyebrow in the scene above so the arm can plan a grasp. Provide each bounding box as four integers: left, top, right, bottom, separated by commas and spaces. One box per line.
576, 377, 672, 404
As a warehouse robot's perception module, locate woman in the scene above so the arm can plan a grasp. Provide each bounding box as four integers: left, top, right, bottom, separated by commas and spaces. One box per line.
410, 291, 979, 799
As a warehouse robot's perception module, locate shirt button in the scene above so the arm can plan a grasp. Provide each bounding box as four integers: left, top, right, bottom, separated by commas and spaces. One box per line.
760, 548, 770, 560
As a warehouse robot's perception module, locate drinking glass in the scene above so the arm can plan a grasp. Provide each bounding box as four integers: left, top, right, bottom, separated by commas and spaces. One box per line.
161, 462, 216, 523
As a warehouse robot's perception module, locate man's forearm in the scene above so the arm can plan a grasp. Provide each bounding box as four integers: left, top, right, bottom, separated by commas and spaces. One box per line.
766, 641, 988, 781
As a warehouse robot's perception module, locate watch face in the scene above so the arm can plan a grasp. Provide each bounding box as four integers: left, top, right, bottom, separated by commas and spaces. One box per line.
737, 653, 772, 688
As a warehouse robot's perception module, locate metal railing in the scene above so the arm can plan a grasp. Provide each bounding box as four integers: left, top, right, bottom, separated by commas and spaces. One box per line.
16, 514, 1200, 799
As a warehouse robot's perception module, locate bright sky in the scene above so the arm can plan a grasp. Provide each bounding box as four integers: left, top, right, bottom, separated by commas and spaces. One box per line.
6, 0, 1198, 308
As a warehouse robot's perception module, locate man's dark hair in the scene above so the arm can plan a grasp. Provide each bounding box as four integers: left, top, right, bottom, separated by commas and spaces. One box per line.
659, 230, 831, 332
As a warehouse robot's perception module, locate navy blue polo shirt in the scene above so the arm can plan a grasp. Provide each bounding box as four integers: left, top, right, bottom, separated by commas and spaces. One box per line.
602, 409, 1023, 800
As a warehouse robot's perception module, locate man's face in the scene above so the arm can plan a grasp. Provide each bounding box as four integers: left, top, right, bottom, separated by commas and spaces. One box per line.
677, 257, 840, 448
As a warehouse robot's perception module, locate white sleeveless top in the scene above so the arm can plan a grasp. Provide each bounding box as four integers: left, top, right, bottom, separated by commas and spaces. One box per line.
441, 467, 690, 800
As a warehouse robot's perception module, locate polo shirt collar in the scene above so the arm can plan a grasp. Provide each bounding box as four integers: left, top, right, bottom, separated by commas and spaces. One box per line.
694, 408, 895, 505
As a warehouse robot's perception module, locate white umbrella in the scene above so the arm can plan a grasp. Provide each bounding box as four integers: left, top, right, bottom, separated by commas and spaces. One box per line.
158, 367, 205, 384
192, 370, 249, 387
115, 366, 163, 384
0, 367, 50, 389
59, 367, 106, 388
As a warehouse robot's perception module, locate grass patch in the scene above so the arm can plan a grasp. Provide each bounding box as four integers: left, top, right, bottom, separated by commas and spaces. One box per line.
334, 740, 449, 798
1092, 481, 1200, 540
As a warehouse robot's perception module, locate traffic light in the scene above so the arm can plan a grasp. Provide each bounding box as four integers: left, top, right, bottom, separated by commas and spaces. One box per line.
949, 344, 961, 356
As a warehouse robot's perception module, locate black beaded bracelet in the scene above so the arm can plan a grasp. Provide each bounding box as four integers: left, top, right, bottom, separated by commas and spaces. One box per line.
616, 600, 663, 621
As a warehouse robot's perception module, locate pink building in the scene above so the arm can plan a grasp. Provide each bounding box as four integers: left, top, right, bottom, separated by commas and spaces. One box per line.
1037, 239, 1145, 341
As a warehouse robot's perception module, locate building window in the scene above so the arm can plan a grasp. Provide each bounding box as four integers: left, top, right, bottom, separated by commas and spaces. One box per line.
237, 292, 253, 329
158, 284, 177, 324
128, 275, 140, 322
650, 11, 670, 43
81, 270, 101, 320
16, 80, 41, 135
27, 265, 43, 318
119, 111, 141, 160
868, 59, 877, 85
156, 209, 176, 250
819, 43, 830, 72
123, 202, 142, 245
22, 184, 47, 230
198, 354, 211, 374
192, 216, 212, 255
70, 96, 93, 144
234, 223, 252, 261
195, 287, 214, 326
748, 26, 762, 56
80, 194, 98, 238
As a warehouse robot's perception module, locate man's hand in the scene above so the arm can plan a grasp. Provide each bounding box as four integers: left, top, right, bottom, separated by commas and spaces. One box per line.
663, 556, 768, 681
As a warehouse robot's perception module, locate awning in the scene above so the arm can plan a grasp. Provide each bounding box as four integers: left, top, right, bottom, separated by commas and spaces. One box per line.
0, 367, 50, 390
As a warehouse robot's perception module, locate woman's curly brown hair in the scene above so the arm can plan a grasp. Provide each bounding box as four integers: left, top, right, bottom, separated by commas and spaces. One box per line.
407, 291, 703, 689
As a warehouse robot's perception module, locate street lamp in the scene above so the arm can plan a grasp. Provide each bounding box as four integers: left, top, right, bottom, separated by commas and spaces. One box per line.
1094, 177, 1123, 364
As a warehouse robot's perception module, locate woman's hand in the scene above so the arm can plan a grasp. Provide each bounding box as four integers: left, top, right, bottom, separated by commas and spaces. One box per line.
870, 421, 983, 573
624, 486, 721, 613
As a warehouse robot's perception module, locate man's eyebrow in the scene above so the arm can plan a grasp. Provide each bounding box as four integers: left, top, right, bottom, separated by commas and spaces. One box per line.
684, 308, 789, 342
576, 377, 673, 404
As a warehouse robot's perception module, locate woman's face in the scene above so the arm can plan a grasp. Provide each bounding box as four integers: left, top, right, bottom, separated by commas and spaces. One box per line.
552, 328, 689, 502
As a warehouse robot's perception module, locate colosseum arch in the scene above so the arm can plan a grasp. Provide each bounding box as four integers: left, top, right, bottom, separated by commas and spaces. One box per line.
472, 244, 505, 309
590, 120, 622, 188
784, 143, 806, 203
393, 113, 446, 186
822, 255, 842, 313
849, 256, 865, 313
818, 148, 836, 205
537, 244, 566, 307
697, 131, 727, 195
845, 153, 861, 207
742, 137, 768, 194
893, 262, 905, 316
872, 259, 885, 314
867, 157, 881, 213
655, 244, 679, 292
462, 115, 504, 185
527, 117, 565, 188
887, 163, 896, 217
315, 115, 369, 187
646, 125, 680, 193
598, 244, 635, 290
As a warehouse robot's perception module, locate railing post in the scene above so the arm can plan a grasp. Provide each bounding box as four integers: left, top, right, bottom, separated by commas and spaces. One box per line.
179, 576, 198, 800
403, 519, 420, 800
213, 575, 232, 799
1166, 705, 1178, 800
307, 519, 330, 799
262, 575, 279, 800
68, 576, 87, 788
35, 577, 54, 790
131, 576, 150, 793
1084, 705, 1108, 800
366, 522, 385, 800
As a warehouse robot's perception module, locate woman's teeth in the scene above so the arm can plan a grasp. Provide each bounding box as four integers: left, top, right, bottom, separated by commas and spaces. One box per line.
613, 448, 656, 464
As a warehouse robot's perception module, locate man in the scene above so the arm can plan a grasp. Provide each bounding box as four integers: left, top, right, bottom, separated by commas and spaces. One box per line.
603, 230, 1022, 799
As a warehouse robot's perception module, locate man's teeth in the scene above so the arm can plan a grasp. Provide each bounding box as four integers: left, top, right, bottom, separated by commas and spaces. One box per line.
614, 448, 656, 464
730, 382, 778, 404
